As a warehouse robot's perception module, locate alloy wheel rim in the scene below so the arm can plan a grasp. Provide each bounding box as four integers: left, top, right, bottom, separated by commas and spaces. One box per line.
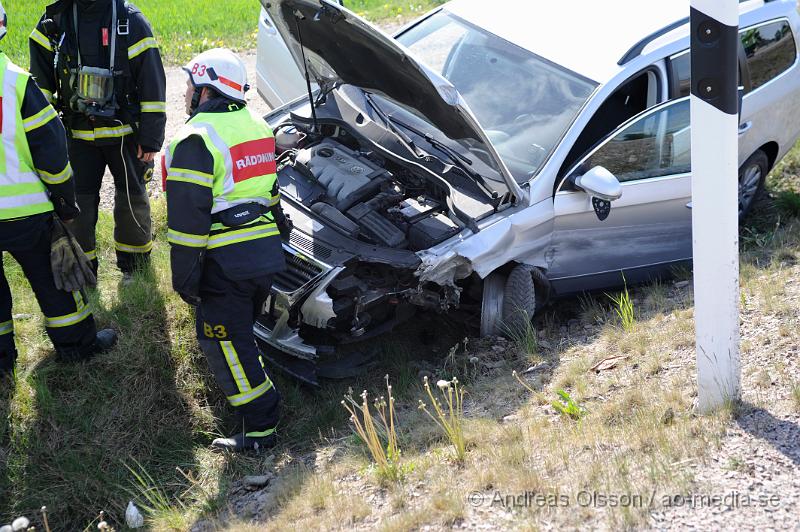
739, 165, 762, 215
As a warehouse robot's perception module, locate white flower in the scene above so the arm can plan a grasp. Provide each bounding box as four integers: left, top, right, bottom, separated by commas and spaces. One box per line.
436, 380, 451, 390
126, 501, 145, 529
1, 525, 13, 532
11, 517, 30, 532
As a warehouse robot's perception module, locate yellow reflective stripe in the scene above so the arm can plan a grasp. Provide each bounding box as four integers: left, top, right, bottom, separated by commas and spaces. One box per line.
245, 427, 276, 438
0, 320, 13, 335
221, 341, 251, 394
85, 249, 97, 261
128, 37, 158, 59
167, 167, 214, 187
268, 194, 280, 207
37, 163, 72, 185
23, 105, 58, 133
71, 130, 95, 141
227, 377, 273, 407
167, 229, 208, 248
71, 125, 134, 141
114, 240, 153, 254
207, 225, 279, 250
140, 101, 166, 113
30, 28, 53, 52
44, 304, 92, 328
39, 88, 55, 104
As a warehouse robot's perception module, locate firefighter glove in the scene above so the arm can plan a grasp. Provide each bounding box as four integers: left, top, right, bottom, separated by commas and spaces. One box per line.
51, 216, 97, 292
278, 213, 293, 241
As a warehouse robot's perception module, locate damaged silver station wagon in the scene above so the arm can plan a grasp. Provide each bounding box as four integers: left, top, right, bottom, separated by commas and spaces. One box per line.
254, 0, 800, 384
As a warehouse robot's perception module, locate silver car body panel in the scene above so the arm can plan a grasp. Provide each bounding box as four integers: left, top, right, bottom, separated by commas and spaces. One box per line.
253, 0, 800, 357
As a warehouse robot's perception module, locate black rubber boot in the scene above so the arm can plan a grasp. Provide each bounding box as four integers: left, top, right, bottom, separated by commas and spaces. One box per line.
211, 432, 277, 453
56, 329, 118, 362
93, 329, 118, 353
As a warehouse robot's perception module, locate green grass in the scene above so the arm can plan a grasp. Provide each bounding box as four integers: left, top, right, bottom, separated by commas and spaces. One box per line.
347, 0, 445, 21
2, 0, 445, 67
0, 199, 465, 529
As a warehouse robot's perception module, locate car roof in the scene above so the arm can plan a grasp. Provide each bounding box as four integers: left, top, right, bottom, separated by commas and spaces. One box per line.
443, 0, 772, 83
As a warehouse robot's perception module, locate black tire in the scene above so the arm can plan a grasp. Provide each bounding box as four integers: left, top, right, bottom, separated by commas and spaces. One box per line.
501, 265, 536, 339
739, 150, 769, 220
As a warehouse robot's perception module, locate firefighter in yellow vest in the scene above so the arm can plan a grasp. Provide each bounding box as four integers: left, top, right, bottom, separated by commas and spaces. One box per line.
164, 49, 289, 452
0, 0, 116, 375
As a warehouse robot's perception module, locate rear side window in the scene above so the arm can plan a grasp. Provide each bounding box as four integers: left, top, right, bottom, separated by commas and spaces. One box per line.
669, 52, 741, 98
742, 20, 796, 90
670, 53, 691, 98
669, 19, 796, 98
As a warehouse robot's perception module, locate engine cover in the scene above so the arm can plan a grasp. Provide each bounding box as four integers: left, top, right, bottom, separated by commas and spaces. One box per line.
296, 140, 387, 207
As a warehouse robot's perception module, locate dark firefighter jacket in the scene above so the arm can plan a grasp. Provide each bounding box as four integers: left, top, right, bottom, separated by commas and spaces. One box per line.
29, 0, 166, 151
165, 97, 287, 299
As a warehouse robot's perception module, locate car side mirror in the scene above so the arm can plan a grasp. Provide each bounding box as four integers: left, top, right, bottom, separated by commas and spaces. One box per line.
574, 166, 623, 201
573, 166, 622, 222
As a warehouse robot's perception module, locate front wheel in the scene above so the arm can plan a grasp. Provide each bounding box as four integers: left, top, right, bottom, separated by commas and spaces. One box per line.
739, 150, 768, 220
501, 265, 537, 339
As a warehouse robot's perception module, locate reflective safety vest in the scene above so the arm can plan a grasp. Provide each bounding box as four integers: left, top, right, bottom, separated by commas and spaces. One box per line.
0, 54, 54, 220
164, 107, 280, 250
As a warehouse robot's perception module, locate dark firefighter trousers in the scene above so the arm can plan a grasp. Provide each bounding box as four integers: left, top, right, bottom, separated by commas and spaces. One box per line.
0, 215, 97, 368
69, 137, 153, 274
196, 258, 281, 437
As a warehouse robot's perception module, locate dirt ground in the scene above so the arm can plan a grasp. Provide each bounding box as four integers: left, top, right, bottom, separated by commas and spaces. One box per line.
97, 51, 271, 211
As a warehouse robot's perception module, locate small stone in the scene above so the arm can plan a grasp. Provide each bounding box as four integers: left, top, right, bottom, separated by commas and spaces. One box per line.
661, 408, 675, 425
244, 475, 272, 489
491, 345, 505, 353
523, 363, 550, 374
674, 280, 690, 289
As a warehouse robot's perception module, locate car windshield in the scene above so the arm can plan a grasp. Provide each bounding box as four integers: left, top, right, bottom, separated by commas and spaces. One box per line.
397, 11, 597, 183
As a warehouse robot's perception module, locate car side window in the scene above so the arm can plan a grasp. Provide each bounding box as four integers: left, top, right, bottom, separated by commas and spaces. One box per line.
669, 51, 743, 98
569, 98, 690, 185
559, 69, 659, 177
668, 19, 795, 98
742, 20, 796, 90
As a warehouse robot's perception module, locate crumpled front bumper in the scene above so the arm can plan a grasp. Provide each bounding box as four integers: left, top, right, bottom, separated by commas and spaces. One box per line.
254, 242, 343, 362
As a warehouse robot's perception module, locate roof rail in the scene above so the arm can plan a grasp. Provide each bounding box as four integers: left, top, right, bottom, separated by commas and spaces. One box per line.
618, 0, 779, 66
618, 16, 689, 66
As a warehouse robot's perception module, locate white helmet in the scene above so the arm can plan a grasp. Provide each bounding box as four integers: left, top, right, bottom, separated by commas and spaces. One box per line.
0, 1, 7, 42
183, 48, 249, 104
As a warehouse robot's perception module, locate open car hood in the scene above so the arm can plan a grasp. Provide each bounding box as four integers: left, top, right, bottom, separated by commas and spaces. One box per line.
260, 0, 525, 201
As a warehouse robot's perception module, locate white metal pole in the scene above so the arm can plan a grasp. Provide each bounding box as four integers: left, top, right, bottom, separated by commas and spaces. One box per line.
690, 0, 741, 412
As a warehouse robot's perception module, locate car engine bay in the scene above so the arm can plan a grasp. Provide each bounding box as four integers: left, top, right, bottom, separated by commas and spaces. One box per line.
274, 128, 464, 252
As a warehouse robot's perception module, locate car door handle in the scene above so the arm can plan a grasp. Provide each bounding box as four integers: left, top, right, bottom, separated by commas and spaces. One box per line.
738, 121, 753, 135
262, 16, 277, 35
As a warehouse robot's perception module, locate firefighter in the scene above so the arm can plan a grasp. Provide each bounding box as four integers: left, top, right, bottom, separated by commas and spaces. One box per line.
164, 48, 290, 452
29, 0, 166, 279
0, 0, 117, 375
